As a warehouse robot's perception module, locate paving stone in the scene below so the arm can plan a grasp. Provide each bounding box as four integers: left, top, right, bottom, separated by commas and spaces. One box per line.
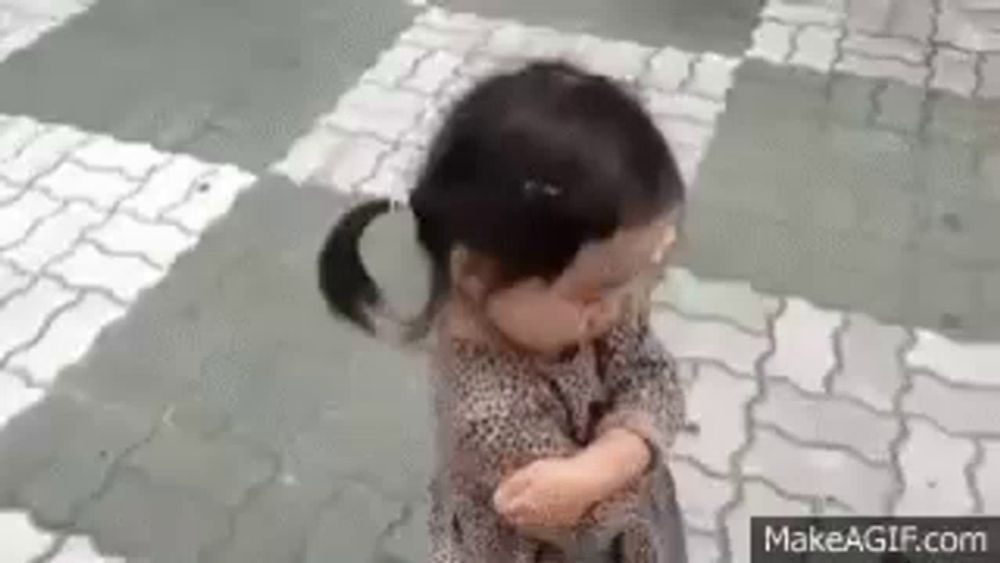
303, 482, 405, 563
842, 33, 927, 65
887, 0, 936, 40
399, 24, 484, 55
765, 298, 841, 393
669, 458, 735, 531
688, 53, 739, 100
937, 5, 1000, 52
762, 0, 845, 26
846, 0, 894, 34
73, 137, 170, 180
907, 329, 1000, 387
89, 214, 196, 269
836, 54, 929, 88
162, 165, 255, 232
403, 50, 463, 95
310, 135, 392, 194
48, 535, 126, 563
748, 20, 794, 65
895, 417, 977, 515
831, 313, 909, 412
742, 427, 896, 513
654, 117, 716, 152
271, 128, 348, 186
38, 161, 139, 211
7, 292, 123, 387
981, 54, 1000, 100
0, 277, 76, 361
378, 500, 431, 563
790, 25, 841, 72
641, 47, 694, 92
0, 260, 31, 301
0, 116, 45, 163
902, 373, 1000, 436
651, 309, 770, 375
756, 379, 898, 463
77, 469, 229, 563
725, 481, 811, 563
932, 46, 978, 98
4, 201, 104, 271
362, 44, 429, 87
574, 35, 653, 80
416, 7, 494, 34
118, 155, 213, 220
652, 268, 779, 334
325, 83, 428, 141
0, 190, 61, 247
483, 22, 579, 61
0, 511, 53, 562
979, 441, 1000, 514
674, 364, 757, 474
48, 244, 162, 302
0, 125, 89, 185
685, 530, 721, 563
0, 372, 43, 428
643, 91, 725, 125
126, 426, 275, 508
18, 399, 158, 527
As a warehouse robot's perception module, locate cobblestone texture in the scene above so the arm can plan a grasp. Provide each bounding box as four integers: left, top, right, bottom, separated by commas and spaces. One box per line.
895, 418, 978, 515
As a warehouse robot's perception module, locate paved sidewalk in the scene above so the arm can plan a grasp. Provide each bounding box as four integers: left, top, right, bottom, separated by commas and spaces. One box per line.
0, 1, 999, 562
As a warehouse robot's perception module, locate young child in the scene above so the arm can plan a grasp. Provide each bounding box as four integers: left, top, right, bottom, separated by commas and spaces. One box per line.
319, 61, 688, 562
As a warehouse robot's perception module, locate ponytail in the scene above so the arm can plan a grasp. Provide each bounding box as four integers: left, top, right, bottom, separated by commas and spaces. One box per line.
318, 199, 392, 334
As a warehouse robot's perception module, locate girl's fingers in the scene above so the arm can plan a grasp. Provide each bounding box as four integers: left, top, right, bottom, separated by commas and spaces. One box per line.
495, 469, 536, 507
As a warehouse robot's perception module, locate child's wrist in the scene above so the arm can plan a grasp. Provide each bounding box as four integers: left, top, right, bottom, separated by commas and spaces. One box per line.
573, 428, 651, 500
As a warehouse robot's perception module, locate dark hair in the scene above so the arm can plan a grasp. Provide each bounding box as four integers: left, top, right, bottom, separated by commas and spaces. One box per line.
319, 60, 685, 337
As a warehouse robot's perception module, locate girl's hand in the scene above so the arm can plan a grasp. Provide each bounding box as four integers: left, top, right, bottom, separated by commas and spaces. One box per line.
493, 457, 602, 529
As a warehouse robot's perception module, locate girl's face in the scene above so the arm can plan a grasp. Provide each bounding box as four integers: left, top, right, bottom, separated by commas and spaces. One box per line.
479, 214, 678, 356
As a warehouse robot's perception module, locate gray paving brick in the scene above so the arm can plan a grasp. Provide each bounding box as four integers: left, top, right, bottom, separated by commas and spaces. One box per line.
831, 313, 909, 412
652, 268, 780, 334
670, 458, 735, 531
303, 482, 404, 563
982, 54, 1000, 100
756, 379, 898, 463
932, 47, 978, 98
742, 427, 896, 513
846, 0, 894, 34
765, 298, 841, 393
902, 373, 1000, 436
76, 468, 229, 563
725, 480, 811, 563
895, 418, 977, 515
125, 426, 276, 509
842, 33, 927, 65
885, 0, 935, 40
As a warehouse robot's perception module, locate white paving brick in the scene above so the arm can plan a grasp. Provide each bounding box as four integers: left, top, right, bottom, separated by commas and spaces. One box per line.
685, 532, 721, 563
726, 481, 811, 563
48, 535, 125, 563
7, 292, 123, 386
887, 0, 935, 41
644, 91, 726, 125
842, 32, 928, 65
748, 20, 795, 64
903, 373, 1000, 436
981, 54, 1000, 99
846, 0, 893, 34
119, 155, 213, 220
652, 269, 780, 334
765, 298, 841, 393
652, 309, 770, 374
0, 260, 31, 300
931, 47, 978, 98
89, 214, 196, 269
38, 160, 139, 210
0, 190, 60, 247
937, 6, 1000, 52
907, 330, 1000, 387
0, 373, 43, 428
790, 25, 841, 72
0, 175, 19, 200
655, 117, 716, 153
572, 35, 653, 80
687, 53, 739, 100
310, 135, 391, 194
483, 22, 577, 61
271, 128, 348, 186
0, 511, 53, 562
836, 54, 929, 88
0, 125, 89, 184
48, 244, 162, 302
0, 278, 76, 359
742, 428, 896, 513
73, 137, 169, 179
642, 47, 695, 92
670, 458, 734, 531
0, 11, 56, 63
674, 364, 757, 474
3, 201, 104, 271
404, 50, 463, 95
895, 418, 977, 515
832, 313, 909, 413
163, 165, 255, 232
325, 83, 428, 141
673, 144, 705, 186
0, 115, 45, 162
762, 0, 844, 26
361, 44, 428, 86
979, 441, 1000, 514
399, 24, 484, 55
415, 7, 494, 34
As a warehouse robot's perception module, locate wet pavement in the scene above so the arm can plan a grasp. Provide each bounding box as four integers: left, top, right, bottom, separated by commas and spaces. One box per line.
1, 0, 999, 562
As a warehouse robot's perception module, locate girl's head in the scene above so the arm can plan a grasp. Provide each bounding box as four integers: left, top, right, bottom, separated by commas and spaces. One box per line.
320, 60, 684, 354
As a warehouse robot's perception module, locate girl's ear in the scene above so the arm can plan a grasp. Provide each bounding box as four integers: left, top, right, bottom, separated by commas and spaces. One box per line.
450, 245, 490, 302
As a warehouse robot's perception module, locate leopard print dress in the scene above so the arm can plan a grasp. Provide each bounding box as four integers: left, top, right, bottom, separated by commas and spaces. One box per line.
427, 316, 688, 562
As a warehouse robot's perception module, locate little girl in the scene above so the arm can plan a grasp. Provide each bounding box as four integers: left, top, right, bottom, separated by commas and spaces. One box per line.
319, 61, 687, 562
